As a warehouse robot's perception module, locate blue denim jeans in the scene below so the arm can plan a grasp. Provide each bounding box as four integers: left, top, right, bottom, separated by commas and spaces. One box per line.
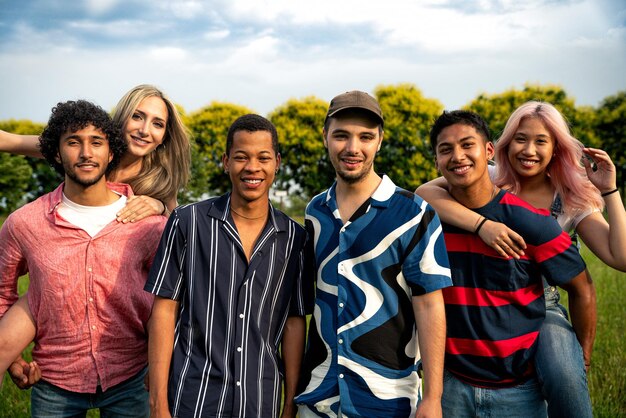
31, 367, 149, 418
535, 287, 593, 418
441, 369, 547, 418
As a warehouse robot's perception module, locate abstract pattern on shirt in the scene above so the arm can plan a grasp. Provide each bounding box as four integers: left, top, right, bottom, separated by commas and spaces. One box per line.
145, 193, 313, 418
296, 175, 451, 418
442, 190, 586, 388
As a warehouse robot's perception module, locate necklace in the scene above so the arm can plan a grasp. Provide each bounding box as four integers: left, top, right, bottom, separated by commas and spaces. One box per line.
231, 208, 267, 220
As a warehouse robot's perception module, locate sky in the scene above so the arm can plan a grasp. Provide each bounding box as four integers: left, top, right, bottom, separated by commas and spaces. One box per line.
0, 0, 625, 123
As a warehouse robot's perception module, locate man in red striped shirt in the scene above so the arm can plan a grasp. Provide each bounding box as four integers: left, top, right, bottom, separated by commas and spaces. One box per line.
428, 110, 593, 417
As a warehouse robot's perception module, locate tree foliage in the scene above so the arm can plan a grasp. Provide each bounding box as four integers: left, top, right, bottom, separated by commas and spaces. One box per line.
0, 120, 53, 214
464, 84, 600, 148
595, 91, 626, 194
183, 102, 254, 202
269, 96, 331, 200
375, 84, 444, 191
0, 84, 622, 210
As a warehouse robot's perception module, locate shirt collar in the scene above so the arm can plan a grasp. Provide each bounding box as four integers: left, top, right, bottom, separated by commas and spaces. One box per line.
322, 174, 396, 210
208, 192, 284, 232
46, 182, 135, 214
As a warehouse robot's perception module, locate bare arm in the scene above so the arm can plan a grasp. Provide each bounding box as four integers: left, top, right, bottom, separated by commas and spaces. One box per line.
1, 296, 39, 388
577, 148, 626, 271
148, 296, 179, 418
413, 290, 446, 418
559, 269, 597, 370
0, 130, 42, 158
280, 316, 306, 418
416, 178, 526, 258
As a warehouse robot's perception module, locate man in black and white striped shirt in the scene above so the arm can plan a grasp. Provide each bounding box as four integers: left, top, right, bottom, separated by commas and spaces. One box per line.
145, 114, 313, 418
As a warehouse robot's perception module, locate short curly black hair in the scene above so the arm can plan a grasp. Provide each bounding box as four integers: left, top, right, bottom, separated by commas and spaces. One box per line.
226, 114, 279, 155
39, 100, 127, 176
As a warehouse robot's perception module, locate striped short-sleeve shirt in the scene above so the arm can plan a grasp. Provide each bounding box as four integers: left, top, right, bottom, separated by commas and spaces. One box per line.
145, 193, 313, 418
442, 190, 586, 388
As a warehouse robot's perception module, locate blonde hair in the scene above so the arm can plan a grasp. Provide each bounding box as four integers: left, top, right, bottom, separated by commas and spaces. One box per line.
494, 101, 603, 216
111, 84, 191, 202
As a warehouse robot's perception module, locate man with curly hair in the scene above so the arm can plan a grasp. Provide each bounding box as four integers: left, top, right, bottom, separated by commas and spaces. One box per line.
0, 100, 166, 417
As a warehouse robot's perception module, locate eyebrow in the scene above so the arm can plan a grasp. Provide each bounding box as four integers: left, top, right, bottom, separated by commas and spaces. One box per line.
63, 133, 106, 140
135, 109, 167, 123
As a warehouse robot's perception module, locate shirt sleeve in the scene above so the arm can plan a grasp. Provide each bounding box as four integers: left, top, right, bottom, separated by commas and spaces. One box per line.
402, 203, 452, 296
144, 210, 187, 300
531, 219, 587, 286
0, 216, 27, 316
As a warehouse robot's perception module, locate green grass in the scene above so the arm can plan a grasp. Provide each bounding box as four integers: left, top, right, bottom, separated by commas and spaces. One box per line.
1, 232, 624, 416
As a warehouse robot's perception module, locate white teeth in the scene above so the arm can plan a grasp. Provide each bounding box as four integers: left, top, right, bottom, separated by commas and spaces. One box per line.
452, 166, 470, 174
243, 179, 261, 184
520, 159, 538, 166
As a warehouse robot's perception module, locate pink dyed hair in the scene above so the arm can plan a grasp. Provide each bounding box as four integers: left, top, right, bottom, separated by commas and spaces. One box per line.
493, 101, 603, 216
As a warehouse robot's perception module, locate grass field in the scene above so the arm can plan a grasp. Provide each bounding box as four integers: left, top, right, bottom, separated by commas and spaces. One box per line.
0, 239, 624, 417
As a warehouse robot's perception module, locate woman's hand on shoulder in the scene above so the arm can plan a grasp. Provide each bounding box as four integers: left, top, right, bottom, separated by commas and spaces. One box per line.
583, 147, 617, 192
117, 195, 166, 223
478, 220, 527, 259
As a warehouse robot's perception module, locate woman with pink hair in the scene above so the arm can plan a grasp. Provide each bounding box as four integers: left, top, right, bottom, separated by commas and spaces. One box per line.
417, 101, 626, 417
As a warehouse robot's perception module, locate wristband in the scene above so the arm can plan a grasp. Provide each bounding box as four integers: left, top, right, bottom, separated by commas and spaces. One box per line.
601, 188, 618, 197
475, 217, 488, 235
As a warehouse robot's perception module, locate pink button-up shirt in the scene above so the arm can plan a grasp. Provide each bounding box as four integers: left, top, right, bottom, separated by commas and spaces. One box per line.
0, 182, 166, 392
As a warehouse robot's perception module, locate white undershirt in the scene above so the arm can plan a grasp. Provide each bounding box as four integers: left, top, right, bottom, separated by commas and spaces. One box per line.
58, 193, 127, 237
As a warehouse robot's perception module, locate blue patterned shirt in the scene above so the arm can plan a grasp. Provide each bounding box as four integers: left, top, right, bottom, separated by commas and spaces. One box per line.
296, 175, 452, 417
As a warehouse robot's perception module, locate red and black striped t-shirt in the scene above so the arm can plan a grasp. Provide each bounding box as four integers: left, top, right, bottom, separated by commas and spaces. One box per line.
442, 190, 586, 388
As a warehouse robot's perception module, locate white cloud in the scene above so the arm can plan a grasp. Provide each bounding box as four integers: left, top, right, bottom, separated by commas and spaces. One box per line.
149, 47, 188, 61
85, 0, 120, 15
204, 29, 230, 41
167, 0, 205, 19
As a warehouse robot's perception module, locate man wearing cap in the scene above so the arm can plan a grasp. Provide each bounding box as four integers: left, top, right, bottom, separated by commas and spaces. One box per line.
295, 91, 452, 418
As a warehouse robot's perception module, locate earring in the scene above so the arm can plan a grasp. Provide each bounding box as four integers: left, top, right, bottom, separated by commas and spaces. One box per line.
225, 170, 229, 174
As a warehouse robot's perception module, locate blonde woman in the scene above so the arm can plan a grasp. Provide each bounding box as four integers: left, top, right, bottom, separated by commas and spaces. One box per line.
0, 84, 191, 219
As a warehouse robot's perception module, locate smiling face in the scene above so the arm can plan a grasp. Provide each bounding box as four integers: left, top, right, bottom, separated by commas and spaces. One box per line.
507, 116, 555, 180
222, 129, 280, 207
435, 123, 494, 191
123, 96, 168, 158
324, 112, 382, 185
57, 124, 113, 188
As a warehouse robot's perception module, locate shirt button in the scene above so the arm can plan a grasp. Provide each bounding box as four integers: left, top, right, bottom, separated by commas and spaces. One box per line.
89, 297, 94, 302
236, 381, 241, 386
239, 313, 244, 319
87, 267, 92, 272
338, 339, 343, 344
92, 325, 96, 330
550, 286, 556, 292
339, 302, 344, 308
237, 347, 242, 352
339, 374, 344, 379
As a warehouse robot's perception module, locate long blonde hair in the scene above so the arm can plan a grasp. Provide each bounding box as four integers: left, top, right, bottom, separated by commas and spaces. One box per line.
111, 85, 191, 202
494, 101, 603, 217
